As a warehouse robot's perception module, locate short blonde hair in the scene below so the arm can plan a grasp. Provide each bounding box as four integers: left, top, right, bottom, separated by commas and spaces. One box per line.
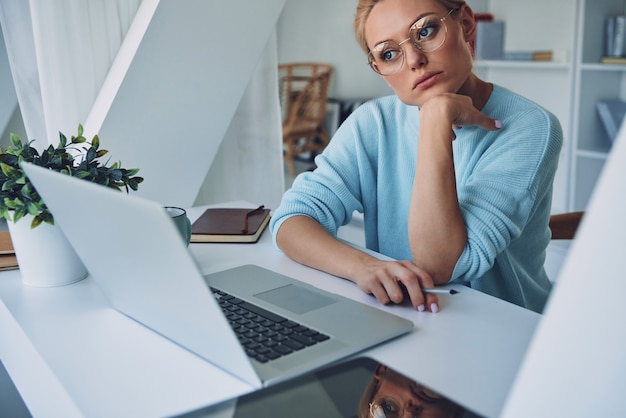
354, 0, 467, 54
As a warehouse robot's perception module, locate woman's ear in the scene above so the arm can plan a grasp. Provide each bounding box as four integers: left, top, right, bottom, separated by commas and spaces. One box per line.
374, 364, 387, 379
458, 4, 477, 43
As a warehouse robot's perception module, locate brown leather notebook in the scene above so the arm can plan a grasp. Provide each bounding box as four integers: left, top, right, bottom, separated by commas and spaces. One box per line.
0, 231, 15, 254
190, 206, 271, 243
0, 231, 18, 270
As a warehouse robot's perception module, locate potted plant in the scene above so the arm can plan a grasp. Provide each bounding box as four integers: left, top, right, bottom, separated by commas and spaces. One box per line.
0, 124, 143, 228
0, 124, 144, 286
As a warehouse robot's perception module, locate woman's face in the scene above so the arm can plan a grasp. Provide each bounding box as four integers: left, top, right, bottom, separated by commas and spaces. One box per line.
364, 0, 475, 106
371, 367, 462, 418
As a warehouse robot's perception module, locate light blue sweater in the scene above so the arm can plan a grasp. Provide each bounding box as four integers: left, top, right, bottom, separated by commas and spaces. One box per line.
271, 85, 563, 313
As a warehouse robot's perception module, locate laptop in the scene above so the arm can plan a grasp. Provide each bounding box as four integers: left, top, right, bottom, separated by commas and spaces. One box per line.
21, 162, 413, 389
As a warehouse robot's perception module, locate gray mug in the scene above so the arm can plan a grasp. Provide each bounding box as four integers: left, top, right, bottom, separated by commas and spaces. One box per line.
165, 206, 192, 246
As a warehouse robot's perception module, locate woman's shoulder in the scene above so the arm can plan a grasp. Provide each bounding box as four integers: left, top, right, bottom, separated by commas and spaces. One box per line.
490, 85, 555, 116
488, 84, 561, 129
484, 85, 563, 158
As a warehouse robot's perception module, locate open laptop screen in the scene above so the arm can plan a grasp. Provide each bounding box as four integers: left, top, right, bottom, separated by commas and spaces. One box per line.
174, 357, 484, 418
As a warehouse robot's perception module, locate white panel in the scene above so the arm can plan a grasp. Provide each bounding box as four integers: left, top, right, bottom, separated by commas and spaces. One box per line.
88, 0, 286, 206
501, 117, 626, 417
194, 30, 285, 209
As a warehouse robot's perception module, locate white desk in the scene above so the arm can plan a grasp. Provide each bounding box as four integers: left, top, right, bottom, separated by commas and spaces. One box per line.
0, 204, 540, 418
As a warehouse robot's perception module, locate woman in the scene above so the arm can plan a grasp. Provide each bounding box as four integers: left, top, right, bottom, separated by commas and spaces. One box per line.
270, 0, 562, 314
358, 363, 467, 418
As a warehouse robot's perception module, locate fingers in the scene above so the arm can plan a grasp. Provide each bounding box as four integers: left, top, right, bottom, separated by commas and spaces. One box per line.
361, 271, 404, 305
477, 115, 502, 131
356, 261, 440, 312
424, 93, 502, 132
454, 106, 502, 131
396, 262, 439, 313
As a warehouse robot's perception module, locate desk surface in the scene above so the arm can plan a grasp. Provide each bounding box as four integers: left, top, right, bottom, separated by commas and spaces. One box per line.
0, 203, 540, 418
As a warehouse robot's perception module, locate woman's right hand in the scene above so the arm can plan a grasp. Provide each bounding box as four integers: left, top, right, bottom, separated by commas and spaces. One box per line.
352, 258, 440, 313
276, 215, 440, 312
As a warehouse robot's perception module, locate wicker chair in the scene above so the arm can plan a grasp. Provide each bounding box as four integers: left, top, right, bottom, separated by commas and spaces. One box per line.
278, 63, 333, 175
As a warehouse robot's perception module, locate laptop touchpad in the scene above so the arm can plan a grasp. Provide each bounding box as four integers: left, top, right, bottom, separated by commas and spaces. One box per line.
255, 284, 336, 315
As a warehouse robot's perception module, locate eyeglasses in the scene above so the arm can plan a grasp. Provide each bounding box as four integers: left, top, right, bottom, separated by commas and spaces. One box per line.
369, 392, 448, 418
367, 8, 456, 76
370, 399, 403, 418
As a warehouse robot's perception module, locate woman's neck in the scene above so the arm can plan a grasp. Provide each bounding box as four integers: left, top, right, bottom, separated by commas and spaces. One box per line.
458, 73, 493, 110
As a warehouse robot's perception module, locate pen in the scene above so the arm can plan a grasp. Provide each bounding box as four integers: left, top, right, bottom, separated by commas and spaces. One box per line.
423, 288, 458, 295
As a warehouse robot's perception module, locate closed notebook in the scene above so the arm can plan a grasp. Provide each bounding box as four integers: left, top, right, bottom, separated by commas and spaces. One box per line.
0, 231, 18, 271
191, 206, 271, 243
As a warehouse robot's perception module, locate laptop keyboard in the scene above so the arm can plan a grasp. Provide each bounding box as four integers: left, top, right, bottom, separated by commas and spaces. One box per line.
210, 287, 330, 363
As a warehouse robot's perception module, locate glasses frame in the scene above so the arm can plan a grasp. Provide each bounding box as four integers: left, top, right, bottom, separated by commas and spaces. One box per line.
367, 8, 457, 76
369, 399, 409, 418
369, 396, 448, 418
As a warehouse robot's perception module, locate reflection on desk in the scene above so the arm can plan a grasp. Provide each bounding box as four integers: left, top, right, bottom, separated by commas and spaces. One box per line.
177, 357, 483, 418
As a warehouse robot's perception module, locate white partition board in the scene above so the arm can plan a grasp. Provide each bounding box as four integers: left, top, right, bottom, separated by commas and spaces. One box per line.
86, 0, 285, 205
501, 121, 626, 416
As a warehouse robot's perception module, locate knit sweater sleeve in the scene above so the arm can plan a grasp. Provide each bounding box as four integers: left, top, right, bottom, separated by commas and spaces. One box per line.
449, 88, 563, 283
269, 102, 378, 242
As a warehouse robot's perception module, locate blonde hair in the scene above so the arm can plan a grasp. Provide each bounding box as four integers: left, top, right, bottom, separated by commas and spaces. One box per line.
357, 376, 381, 418
354, 0, 467, 54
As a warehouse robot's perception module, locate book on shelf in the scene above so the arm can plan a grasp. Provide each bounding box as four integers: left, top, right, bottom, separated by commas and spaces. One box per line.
605, 15, 626, 58
190, 206, 271, 243
0, 231, 19, 271
596, 99, 626, 143
502, 50, 553, 62
475, 20, 504, 60
530, 50, 553, 61
601, 56, 626, 64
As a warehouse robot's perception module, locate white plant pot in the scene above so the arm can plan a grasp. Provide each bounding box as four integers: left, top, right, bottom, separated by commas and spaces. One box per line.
7, 215, 88, 287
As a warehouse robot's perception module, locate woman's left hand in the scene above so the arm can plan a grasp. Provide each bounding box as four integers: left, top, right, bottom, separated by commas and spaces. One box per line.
421, 93, 502, 133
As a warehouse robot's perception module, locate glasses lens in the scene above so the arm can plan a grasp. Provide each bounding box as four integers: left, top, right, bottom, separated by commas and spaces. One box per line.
368, 41, 404, 76
370, 399, 402, 418
409, 14, 448, 52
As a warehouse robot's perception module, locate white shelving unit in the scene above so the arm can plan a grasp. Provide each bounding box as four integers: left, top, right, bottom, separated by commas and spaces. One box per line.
570, 0, 626, 210
474, 0, 626, 213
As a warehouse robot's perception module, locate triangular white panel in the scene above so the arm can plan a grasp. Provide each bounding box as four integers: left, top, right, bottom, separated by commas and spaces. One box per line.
501, 121, 626, 416
87, 0, 285, 205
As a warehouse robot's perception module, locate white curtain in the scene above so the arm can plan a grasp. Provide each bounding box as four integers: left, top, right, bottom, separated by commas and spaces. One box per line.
0, 0, 141, 146
0, 1, 45, 143
0, 0, 285, 208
